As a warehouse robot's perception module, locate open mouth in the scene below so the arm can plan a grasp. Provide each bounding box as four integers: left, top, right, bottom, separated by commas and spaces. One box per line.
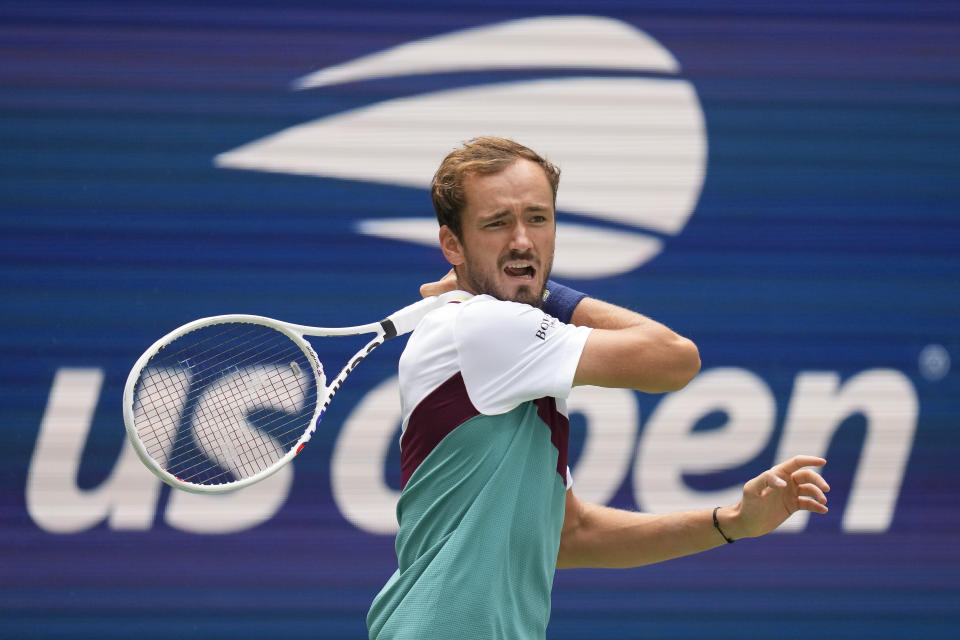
503, 262, 536, 280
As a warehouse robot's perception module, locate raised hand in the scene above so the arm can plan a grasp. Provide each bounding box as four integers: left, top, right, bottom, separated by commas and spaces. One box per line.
420, 268, 459, 298
724, 456, 830, 540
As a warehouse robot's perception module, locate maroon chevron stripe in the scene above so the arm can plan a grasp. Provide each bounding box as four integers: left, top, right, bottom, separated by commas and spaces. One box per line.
400, 373, 570, 488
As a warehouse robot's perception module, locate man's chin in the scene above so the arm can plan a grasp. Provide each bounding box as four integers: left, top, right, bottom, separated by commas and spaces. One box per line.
503, 281, 544, 307
463, 271, 545, 307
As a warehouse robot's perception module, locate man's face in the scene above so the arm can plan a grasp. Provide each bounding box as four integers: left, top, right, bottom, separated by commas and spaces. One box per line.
442, 159, 556, 306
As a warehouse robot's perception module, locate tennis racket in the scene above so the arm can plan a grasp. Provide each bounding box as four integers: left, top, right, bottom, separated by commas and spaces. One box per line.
123, 292, 462, 494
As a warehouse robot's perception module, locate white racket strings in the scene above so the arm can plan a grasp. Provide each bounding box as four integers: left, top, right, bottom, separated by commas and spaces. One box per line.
132, 321, 318, 486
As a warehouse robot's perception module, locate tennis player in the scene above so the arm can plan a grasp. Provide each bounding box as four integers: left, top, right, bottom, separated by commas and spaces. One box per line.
367, 137, 829, 639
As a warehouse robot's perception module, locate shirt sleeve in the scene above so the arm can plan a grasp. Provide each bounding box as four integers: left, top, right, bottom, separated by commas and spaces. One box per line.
454, 296, 592, 415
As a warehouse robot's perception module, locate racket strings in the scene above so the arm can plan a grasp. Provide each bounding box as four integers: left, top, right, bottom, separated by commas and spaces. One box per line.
134, 322, 320, 486
136, 367, 192, 466
138, 323, 284, 468
187, 352, 311, 481
172, 336, 310, 482
148, 346, 309, 482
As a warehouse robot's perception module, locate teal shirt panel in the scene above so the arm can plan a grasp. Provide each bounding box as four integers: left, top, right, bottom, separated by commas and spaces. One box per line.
367, 402, 567, 640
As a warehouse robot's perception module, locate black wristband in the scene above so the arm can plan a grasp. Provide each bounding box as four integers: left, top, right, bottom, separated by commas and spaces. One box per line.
541, 280, 587, 324
713, 506, 735, 544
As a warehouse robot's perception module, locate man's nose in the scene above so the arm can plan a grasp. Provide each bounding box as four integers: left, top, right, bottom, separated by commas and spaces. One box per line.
510, 222, 533, 250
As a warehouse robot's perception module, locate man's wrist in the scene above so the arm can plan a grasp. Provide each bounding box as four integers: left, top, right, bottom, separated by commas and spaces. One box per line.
542, 280, 587, 324
714, 505, 746, 542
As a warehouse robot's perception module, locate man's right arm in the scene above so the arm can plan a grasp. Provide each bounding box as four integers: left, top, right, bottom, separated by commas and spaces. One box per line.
570, 297, 700, 393
419, 270, 699, 393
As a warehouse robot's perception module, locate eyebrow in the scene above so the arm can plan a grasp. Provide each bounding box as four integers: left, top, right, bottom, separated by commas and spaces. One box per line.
477, 211, 510, 224
477, 205, 552, 224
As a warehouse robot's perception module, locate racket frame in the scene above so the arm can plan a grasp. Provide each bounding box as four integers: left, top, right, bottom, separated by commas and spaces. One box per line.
122, 293, 460, 494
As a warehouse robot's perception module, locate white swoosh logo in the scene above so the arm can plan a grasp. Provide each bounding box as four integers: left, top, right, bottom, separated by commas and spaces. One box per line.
294, 15, 679, 88
215, 16, 707, 278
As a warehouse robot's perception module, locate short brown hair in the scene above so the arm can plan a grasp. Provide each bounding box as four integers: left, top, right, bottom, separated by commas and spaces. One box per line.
430, 137, 561, 239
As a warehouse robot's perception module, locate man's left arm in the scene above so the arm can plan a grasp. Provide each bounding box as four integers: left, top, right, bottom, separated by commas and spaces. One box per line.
557, 456, 829, 569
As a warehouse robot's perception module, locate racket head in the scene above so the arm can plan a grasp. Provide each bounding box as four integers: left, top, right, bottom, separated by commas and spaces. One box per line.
123, 315, 327, 494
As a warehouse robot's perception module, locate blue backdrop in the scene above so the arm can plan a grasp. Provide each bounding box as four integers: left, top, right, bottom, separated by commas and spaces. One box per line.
2, 2, 958, 639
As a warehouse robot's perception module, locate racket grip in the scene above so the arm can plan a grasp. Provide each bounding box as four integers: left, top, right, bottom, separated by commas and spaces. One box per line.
382, 292, 460, 338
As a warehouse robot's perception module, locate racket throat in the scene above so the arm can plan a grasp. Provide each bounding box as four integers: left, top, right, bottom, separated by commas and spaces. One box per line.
379, 319, 398, 340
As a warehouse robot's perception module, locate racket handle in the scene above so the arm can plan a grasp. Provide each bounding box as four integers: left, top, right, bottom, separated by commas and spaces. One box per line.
381, 291, 462, 338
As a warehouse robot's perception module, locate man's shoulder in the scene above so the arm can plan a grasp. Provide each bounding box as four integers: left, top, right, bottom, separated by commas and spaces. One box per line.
411, 293, 540, 339
456, 294, 546, 330
461, 293, 533, 313
456, 295, 570, 350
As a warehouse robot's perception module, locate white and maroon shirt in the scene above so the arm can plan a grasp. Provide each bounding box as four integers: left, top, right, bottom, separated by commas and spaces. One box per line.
368, 292, 591, 640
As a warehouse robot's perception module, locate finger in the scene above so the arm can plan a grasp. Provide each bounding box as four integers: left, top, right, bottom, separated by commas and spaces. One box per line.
420, 278, 453, 297
764, 470, 788, 489
744, 469, 786, 496
797, 483, 828, 505
419, 282, 440, 297
776, 455, 826, 476
797, 495, 829, 514
420, 269, 459, 298
791, 468, 831, 493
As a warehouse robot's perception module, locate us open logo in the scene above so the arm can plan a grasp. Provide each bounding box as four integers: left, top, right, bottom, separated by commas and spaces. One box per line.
25, 16, 918, 538
214, 15, 707, 279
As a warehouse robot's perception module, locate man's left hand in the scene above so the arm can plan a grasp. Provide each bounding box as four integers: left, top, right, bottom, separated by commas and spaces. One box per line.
420, 268, 459, 298
720, 455, 829, 540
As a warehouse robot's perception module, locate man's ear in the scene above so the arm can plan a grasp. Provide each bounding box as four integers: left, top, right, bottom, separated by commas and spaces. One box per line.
439, 226, 465, 266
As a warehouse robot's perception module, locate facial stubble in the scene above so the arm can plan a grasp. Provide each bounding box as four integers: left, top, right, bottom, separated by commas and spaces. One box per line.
457, 248, 553, 308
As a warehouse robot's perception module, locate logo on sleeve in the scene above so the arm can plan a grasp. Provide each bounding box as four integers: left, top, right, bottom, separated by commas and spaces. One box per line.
535, 314, 558, 341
